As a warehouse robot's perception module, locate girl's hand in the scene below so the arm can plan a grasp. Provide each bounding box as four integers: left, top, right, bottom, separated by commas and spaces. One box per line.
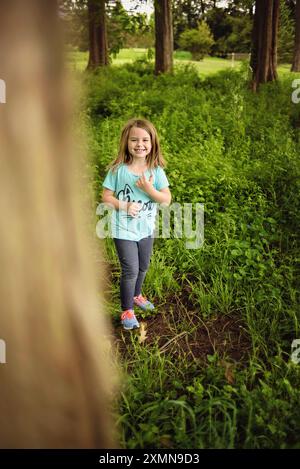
136, 172, 154, 194
127, 202, 142, 218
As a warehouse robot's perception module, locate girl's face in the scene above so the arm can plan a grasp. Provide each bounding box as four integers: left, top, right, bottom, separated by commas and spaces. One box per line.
128, 126, 152, 160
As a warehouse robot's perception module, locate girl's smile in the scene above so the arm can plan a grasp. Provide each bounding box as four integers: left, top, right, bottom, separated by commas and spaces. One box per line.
128, 127, 152, 160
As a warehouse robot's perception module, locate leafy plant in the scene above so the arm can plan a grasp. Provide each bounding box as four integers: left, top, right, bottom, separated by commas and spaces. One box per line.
178, 22, 214, 60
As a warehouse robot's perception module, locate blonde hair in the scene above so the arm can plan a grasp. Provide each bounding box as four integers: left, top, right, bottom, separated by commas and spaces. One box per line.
109, 118, 166, 172
0, 0, 116, 448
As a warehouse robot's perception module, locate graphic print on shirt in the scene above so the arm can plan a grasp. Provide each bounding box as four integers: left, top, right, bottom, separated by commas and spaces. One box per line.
117, 183, 154, 219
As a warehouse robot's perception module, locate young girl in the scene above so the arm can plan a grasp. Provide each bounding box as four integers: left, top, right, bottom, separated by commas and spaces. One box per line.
102, 118, 171, 330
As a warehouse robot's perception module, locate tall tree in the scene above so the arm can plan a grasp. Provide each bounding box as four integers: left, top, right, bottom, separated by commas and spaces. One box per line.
0, 0, 114, 448
154, 0, 173, 74
250, 0, 280, 91
291, 0, 300, 71
87, 0, 109, 69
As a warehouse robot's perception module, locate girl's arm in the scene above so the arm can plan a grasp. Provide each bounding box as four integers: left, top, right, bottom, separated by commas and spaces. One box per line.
135, 173, 171, 206
147, 186, 171, 206
102, 189, 141, 217
102, 188, 127, 211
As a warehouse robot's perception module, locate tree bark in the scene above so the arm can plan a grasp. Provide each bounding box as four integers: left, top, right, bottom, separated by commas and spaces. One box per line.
291, 0, 300, 71
250, 0, 279, 91
87, 0, 108, 69
154, 0, 173, 74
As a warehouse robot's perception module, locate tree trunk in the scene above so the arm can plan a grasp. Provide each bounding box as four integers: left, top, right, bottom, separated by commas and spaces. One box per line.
0, 0, 114, 448
291, 0, 300, 71
154, 0, 173, 74
200, 0, 206, 16
87, 0, 108, 69
250, 0, 279, 91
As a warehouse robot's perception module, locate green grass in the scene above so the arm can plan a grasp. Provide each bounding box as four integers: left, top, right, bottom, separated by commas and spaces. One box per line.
68, 48, 243, 75
67, 47, 294, 78
81, 56, 300, 448
67, 48, 148, 71
278, 62, 294, 75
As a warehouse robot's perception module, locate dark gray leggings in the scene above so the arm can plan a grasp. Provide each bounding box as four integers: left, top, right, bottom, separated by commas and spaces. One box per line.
113, 236, 154, 311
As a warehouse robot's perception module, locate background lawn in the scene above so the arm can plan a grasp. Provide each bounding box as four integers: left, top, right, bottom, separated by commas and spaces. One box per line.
67, 48, 292, 77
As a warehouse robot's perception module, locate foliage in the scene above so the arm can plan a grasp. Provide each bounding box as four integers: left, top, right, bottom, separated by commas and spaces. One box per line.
178, 22, 214, 60
107, 2, 153, 56
172, 0, 254, 53
82, 58, 300, 448
172, 0, 205, 48
206, 6, 252, 56
59, 0, 153, 55
61, 1, 255, 57
278, 0, 295, 64
59, 0, 88, 51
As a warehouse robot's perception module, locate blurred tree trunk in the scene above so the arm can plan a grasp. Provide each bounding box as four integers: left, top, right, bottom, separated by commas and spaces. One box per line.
87, 0, 108, 69
291, 0, 300, 71
0, 0, 114, 448
155, 0, 173, 74
250, 0, 279, 91
200, 1, 206, 16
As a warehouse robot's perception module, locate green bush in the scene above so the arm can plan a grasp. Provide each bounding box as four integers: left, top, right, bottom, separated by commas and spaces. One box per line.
178, 22, 214, 60
83, 62, 300, 448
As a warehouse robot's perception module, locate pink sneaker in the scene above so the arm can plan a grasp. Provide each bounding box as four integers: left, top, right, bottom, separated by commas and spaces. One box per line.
121, 309, 140, 330
133, 294, 155, 311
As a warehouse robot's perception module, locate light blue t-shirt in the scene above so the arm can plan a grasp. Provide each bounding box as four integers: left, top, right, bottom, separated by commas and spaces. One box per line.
102, 163, 169, 241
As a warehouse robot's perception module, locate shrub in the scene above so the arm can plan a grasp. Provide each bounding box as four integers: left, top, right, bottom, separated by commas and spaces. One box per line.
178, 22, 214, 60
